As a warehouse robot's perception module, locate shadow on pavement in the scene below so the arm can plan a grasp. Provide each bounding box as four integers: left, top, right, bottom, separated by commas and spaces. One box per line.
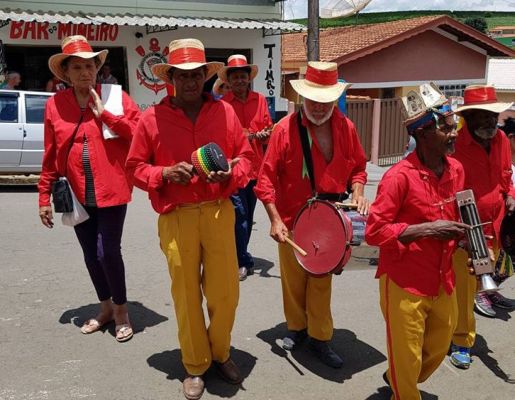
257, 323, 386, 383
0, 184, 38, 192
251, 257, 279, 278
58, 300, 168, 336
492, 305, 513, 322
365, 386, 438, 400
474, 334, 515, 383
147, 347, 257, 398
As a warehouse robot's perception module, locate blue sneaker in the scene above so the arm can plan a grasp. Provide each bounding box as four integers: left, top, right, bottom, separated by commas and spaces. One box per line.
450, 344, 471, 369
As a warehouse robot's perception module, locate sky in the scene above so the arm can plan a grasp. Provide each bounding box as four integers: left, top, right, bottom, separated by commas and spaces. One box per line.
284, 0, 515, 20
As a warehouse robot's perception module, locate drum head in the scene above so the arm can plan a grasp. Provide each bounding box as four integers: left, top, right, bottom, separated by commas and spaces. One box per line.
292, 200, 351, 275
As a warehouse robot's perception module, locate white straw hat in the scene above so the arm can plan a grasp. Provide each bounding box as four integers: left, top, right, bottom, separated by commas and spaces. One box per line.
218, 54, 258, 83
289, 62, 351, 103
454, 85, 513, 114
151, 38, 223, 85
48, 35, 108, 84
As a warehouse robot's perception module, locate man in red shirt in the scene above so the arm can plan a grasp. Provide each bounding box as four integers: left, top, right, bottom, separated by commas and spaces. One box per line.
255, 61, 368, 368
218, 55, 273, 280
126, 39, 254, 400
365, 84, 469, 399
449, 85, 515, 369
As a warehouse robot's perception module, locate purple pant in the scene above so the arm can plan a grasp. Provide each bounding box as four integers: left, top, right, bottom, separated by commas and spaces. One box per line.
74, 204, 128, 305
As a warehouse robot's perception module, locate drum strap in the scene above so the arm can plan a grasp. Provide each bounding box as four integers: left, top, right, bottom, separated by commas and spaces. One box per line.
297, 110, 316, 197
297, 111, 348, 202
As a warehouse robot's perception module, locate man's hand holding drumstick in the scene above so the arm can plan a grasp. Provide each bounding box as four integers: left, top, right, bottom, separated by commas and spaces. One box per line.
265, 202, 308, 256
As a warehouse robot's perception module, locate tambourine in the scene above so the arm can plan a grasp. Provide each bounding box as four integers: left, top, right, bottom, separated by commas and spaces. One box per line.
191, 142, 229, 180
292, 199, 367, 276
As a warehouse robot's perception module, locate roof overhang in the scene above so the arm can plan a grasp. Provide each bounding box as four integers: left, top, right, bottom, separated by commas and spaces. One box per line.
0, 8, 305, 36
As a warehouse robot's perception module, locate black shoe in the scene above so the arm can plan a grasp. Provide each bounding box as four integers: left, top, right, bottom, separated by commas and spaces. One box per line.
282, 329, 307, 350
308, 338, 343, 368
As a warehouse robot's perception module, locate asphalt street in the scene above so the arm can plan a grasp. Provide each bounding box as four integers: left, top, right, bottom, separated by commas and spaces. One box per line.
0, 164, 513, 400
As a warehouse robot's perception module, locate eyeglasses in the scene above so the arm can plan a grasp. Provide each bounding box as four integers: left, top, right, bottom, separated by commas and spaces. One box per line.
437, 122, 458, 134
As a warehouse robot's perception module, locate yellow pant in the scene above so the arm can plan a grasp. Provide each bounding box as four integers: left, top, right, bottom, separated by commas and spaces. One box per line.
158, 199, 239, 376
451, 248, 477, 348
452, 245, 500, 348
380, 275, 457, 400
278, 240, 333, 341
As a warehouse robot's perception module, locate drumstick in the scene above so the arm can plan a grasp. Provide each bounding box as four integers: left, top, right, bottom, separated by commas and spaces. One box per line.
284, 237, 308, 256
334, 202, 358, 209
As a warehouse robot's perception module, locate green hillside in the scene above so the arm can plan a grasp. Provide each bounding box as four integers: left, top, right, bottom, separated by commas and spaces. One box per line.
292, 10, 515, 29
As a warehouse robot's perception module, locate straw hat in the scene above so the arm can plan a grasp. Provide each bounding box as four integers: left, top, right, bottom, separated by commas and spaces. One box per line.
48, 36, 108, 84
151, 39, 223, 85
454, 85, 513, 114
218, 54, 258, 83
289, 62, 351, 103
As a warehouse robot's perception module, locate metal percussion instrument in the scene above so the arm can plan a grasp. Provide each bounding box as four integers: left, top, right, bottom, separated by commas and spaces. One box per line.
292, 199, 367, 275
456, 190, 499, 293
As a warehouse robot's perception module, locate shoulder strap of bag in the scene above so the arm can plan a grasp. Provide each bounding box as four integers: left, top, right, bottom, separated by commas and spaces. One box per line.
297, 110, 316, 197
63, 113, 84, 177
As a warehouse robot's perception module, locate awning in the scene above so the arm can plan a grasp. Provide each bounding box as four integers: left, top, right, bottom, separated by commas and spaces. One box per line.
0, 8, 305, 35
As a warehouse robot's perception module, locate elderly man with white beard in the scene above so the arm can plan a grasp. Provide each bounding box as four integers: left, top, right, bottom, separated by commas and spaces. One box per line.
254, 61, 369, 368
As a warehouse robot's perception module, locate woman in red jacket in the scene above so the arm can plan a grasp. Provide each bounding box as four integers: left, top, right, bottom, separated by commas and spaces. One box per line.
38, 35, 141, 342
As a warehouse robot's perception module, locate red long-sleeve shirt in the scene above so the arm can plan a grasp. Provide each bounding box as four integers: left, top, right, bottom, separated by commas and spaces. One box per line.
255, 109, 367, 230
451, 126, 515, 242
222, 90, 272, 180
365, 153, 465, 296
38, 86, 141, 207
125, 95, 254, 214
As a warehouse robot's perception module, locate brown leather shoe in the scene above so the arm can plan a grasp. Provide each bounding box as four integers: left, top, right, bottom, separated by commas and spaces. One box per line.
183, 375, 204, 400
214, 358, 243, 384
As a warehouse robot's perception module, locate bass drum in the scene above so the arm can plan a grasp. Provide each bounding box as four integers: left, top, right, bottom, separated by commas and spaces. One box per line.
292, 199, 366, 275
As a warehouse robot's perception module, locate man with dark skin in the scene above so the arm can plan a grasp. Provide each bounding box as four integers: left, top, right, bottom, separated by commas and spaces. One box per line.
127, 39, 254, 400
366, 86, 470, 399
449, 85, 515, 369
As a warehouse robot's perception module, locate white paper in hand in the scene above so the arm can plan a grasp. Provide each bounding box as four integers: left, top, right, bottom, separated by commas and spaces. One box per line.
101, 84, 123, 139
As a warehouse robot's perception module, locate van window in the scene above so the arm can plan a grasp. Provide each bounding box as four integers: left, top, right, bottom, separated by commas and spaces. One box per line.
26, 95, 49, 124
0, 93, 19, 122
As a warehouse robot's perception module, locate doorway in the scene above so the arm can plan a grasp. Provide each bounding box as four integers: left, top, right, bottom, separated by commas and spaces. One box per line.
4, 45, 129, 92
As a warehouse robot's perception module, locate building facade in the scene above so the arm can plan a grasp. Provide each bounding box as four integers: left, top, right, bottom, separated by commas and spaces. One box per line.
0, 1, 299, 114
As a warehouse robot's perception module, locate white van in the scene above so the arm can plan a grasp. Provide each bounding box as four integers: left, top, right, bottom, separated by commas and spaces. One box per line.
0, 89, 53, 174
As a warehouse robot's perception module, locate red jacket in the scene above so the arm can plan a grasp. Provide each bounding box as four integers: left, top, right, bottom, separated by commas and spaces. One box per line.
125, 95, 254, 215
38, 86, 141, 207
365, 153, 465, 296
255, 109, 367, 230
222, 90, 272, 180
451, 126, 515, 243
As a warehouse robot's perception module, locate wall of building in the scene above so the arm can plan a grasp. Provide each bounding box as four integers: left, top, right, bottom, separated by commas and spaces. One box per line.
0, 0, 282, 19
0, 22, 284, 111
339, 30, 488, 84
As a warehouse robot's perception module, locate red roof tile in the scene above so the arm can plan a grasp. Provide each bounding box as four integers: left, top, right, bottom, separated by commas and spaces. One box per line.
282, 15, 514, 67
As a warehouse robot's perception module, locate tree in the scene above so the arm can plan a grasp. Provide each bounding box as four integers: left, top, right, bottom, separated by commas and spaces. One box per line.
464, 17, 488, 33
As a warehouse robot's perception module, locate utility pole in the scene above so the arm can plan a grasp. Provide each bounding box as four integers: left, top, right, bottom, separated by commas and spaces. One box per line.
307, 0, 319, 61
